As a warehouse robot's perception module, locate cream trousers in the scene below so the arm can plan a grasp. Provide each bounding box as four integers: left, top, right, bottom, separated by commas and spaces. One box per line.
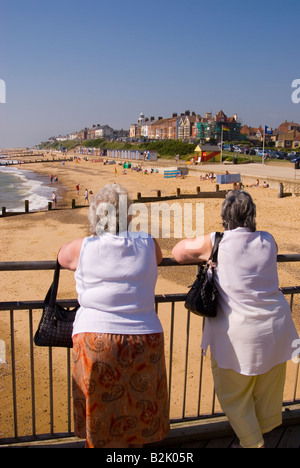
211, 358, 287, 448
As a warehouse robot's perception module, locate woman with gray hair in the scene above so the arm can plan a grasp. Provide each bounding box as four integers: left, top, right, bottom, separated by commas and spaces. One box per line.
58, 183, 169, 448
172, 190, 298, 448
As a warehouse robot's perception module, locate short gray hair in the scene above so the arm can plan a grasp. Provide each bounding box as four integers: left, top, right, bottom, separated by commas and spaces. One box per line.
221, 190, 256, 231
88, 183, 131, 235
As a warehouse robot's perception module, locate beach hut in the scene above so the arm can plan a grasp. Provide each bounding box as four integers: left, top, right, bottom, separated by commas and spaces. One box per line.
194, 144, 221, 163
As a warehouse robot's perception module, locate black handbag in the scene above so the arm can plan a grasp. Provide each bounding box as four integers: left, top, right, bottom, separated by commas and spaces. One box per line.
184, 232, 224, 318
34, 260, 79, 348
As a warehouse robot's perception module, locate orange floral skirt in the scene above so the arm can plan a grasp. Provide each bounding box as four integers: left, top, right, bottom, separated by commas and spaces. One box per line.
72, 332, 170, 448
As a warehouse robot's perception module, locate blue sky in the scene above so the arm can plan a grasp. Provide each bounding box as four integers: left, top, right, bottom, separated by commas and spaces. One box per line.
0, 0, 299, 147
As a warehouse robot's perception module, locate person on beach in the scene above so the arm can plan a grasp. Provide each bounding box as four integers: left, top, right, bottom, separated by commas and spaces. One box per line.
76, 183, 80, 195
84, 188, 89, 203
172, 190, 299, 449
58, 183, 170, 448
51, 191, 57, 207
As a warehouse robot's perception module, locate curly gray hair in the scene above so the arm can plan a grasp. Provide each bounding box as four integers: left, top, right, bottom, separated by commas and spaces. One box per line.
88, 183, 131, 236
221, 190, 256, 232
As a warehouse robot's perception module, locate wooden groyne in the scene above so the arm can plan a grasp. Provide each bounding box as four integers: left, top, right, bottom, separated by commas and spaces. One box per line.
1, 200, 54, 217
0, 186, 227, 217
0, 157, 73, 166
134, 187, 227, 203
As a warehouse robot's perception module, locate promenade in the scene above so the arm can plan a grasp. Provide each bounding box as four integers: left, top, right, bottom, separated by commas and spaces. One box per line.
189, 161, 299, 182
138, 156, 299, 185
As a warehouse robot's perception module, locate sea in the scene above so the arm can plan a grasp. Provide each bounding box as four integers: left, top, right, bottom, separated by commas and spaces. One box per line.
0, 164, 57, 212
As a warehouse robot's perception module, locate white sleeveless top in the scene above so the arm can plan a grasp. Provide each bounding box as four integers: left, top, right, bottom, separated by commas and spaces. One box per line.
201, 227, 299, 375
72, 232, 163, 336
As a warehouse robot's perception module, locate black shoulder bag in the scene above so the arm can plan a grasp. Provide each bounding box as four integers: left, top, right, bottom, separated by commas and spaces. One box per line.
34, 260, 79, 348
184, 232, 224, 318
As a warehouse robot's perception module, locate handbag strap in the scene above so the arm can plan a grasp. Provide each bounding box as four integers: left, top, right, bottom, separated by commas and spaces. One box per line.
209, 231, 224, 263
49, 259, 61, 307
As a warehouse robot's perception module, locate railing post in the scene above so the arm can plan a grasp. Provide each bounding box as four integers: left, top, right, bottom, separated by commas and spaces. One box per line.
10, 310, 18, 439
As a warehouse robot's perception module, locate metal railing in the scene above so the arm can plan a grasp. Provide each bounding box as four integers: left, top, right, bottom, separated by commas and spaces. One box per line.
0, 256, 299, 446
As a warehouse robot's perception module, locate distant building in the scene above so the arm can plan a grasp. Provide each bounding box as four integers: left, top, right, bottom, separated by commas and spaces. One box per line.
77, 128, 88, 140
195, 110, 241, 142
149, 116, 172, 140
241, 125, 264, 142
130, 113, 157, 139
68, 133, 78, 140
276, 129, 300, 149
55, 135, 68, 142
113, 128, 129, 139
130, 109, 241, 142
178, 112, 200, 141
269, 121, 300, 149
76, 125, 114, 140
137, 112, 145, 125
129, 123, 137, 138
278, 121, 300, 133
94, 125, 114, 139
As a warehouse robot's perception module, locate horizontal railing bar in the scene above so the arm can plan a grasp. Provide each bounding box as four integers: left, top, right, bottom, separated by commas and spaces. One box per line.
0, 259, 190, 271
0, 300, 79, 311
280, 286, 300, 294
0, 288, 299, 312
0, 254, 299, 271
0, 432, 75, 446
277, 254, 300, 262
0, 297, 183, 310
0, 296, 187, 311
0, 261, 56, 271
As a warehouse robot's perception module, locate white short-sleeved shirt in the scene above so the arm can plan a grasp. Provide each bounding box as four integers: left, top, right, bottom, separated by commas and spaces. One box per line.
201, 227, 299, 375
72, 232, 163, 336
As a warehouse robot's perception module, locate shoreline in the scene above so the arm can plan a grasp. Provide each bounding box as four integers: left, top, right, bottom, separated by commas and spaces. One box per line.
0, 165, 60, 213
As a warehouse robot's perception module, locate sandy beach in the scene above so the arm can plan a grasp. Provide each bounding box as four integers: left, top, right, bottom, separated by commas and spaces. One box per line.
1, 155, 299, 289
0, 156, 299, 439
